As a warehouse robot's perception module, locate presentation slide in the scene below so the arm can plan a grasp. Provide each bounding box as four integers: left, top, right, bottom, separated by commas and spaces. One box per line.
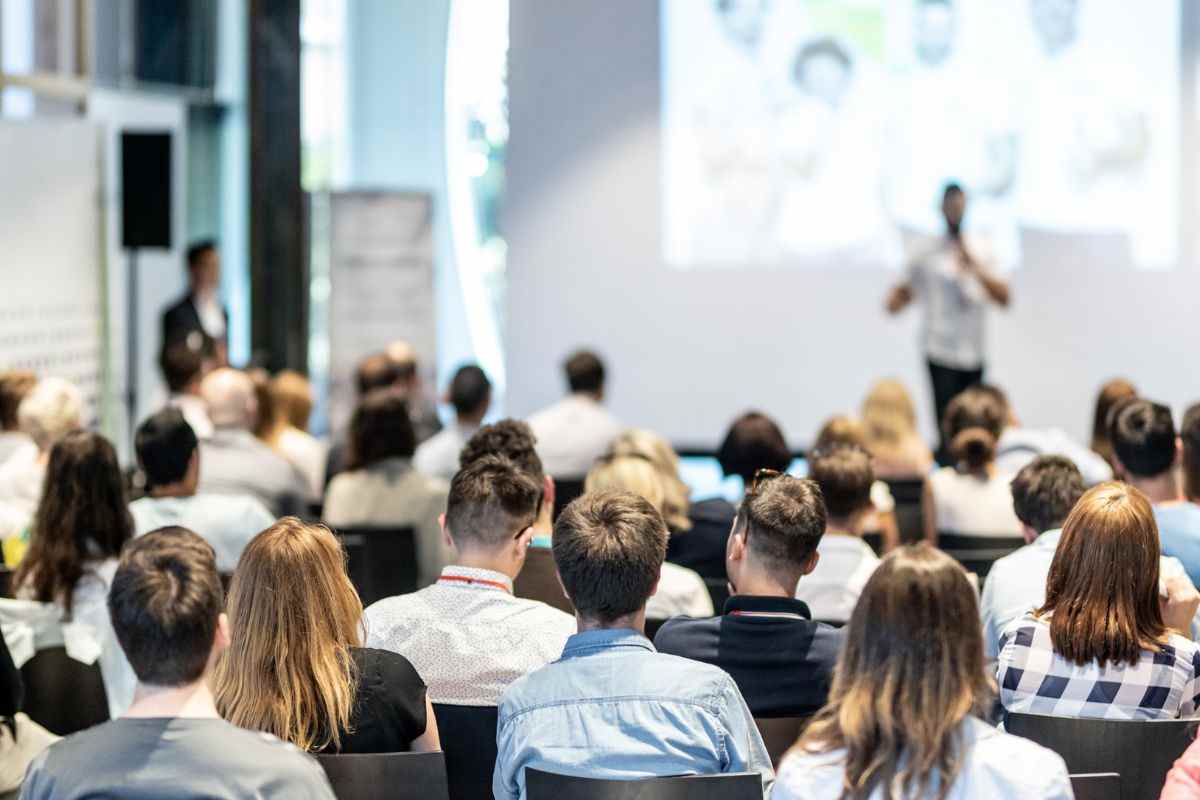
662, 0, 1180, 271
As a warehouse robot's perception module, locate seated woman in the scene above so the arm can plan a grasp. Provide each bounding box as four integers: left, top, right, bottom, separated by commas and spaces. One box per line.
585, 455, 713, 620
997, 482, 1200, 720
323, 389, 449, 588
11, 430, 136, 716
262, 370, 326, 503
1089, 377, 1137, 472
923, 387, 1022, 543
215, 518, 439, 753
775, 545, 1072, 799
860, 378, 934, 481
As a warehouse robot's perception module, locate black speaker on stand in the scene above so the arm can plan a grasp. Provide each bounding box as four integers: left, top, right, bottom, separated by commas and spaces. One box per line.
120, 132, 173, 444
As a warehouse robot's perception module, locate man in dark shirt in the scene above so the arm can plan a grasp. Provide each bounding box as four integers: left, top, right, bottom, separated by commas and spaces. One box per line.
654, 472, 843, 718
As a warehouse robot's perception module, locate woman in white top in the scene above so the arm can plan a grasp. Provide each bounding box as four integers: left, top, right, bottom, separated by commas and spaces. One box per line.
923, 386, 1021, 543
12, 431, 136, 717
262, 370, 327, 501
584, 454, 713, 619
775, 545, 1072, 800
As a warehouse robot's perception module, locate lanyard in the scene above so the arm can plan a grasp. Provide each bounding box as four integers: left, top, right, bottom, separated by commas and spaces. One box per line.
437, 574, 512, 594
728, 610, 806, 620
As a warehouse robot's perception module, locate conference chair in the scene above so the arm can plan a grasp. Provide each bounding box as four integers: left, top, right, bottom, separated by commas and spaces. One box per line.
644, 618, 668, 641
0, 568, 12, 599
552, 478, 587, 520
1070, 774, 1121, 800
861, 532, 884, 556
20, 646, 108, 735
936, 533, 1024, 580
315, 751, 449, 800
513, 546, 574, 614
525, 769, 763, 800
884, 478, 925, 544
334, 526, 418, 607
432, 703, 499, 800
1006, 712, 1192, 800
754, 717, 807, 768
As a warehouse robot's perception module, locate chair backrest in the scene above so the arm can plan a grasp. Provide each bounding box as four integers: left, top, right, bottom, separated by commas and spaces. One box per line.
1006, 713, 1194, 800
432, 704, 500, 800
884, 478, 925, 544
861, 532, 883, 556
644, 617, 667, 641
513, 546, 574, 615
937, 533, 1025, 580
525, 769, 762, 800
553, 478, 587, 520
703, 578, 730, 615
315, 751, 449, 800
754, 717, 807, 768
335, 527, 418, 607
20, 646, 109, 735
1070, 774, 1122, 800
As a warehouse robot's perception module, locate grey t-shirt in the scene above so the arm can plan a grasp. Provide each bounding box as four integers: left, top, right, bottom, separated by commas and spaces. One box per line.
19, 717, 335, 800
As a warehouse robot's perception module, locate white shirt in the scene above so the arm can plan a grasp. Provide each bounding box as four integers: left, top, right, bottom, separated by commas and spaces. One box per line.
129, 494, 276, 573
928, 466, 1023, 537
195, 290, 225, 340
907, 233, 1001, 370
773, 716, 1072, 800
528, 394, 623, 477
413, 422, 479, 481
273, 427, 327, 502
795, 534, 880, 624
363, 565, 576, 706
0, 432, 34, 471
646, 562, 713, 620
0, 451, 43, 540
995, 426, 1112, 486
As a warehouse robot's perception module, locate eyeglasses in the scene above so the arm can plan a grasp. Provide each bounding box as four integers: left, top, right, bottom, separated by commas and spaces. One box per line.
747, 468, 784, 496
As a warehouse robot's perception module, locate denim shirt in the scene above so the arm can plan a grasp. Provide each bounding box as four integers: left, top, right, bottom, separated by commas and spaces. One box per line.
492, 628, 774, 800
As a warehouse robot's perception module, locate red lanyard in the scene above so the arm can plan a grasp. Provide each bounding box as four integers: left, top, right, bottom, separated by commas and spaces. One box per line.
437, 574, 511, 594
728, 610, 805, 620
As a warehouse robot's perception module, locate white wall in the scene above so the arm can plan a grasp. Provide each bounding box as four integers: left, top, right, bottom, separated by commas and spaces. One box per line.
505, 0, 1200, 448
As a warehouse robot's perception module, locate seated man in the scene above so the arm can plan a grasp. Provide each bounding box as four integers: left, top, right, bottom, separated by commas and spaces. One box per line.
655, 473, 843, 717
414, 364, 492, 480
527, 350, 622, 479
988, 384, 1111, 485
159, 342, 214, 440
130, 409, 275, 572
19, 527, 334, 799
494, 490, 772, 800
363, 455, 575, 705
458, 419, 556, 546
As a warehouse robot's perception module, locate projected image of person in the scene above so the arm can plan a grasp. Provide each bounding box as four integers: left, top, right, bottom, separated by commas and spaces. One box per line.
914, 0, 955, 67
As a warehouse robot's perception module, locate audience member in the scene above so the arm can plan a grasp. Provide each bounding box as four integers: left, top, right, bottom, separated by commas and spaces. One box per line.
860, 378, 934, 480
527, 349, 623, 478
196, 368, 306, 516
363, 456, 574, 705
997, 483, 1200, 720
323, 390, 449, 587
11, 431, 136, 716
0, 632, 57, 796
386, 339, 443, 444
584, 455, 713, 619
324, 352, 405, 485
655, 472, 843, 717
813, 415, 900, 550
1184, 404, 1200, 503
1111, 399, 1200, 585
19, 528, 335, 799
216, 518, 438, 753
493, 491, 773, 799
414, 364, 492, 480
0, 371, 36, 467
1090, 377, 1137, 471
262, 371, 326, 500
774, 545, 1071, 799
246, 367, 275, 441
1164, 731, 1200, 800
717, 410, 792, 493
987, 384, 1112, 485
923, 386, 1022, 542
130, 409, 274, 572
159, 342, 213, 440
458, 419, 555, 544
800, 446, 881, 623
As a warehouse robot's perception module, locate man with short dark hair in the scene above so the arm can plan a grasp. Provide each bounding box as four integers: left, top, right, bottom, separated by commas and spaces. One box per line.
494, 490, 772, 800
528, 349, 622, 478
161, 241, 228, 362
159, 342, 214, 440
131, 409, 274, 572
415, 364, 493, 480
986, 383, 1112, 485
655, 474, 844, 716
363, 456, 574, 706
459, 419, 555, 544
19, 527, 334, 799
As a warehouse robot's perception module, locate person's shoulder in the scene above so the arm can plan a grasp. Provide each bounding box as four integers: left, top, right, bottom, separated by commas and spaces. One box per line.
774, 745, 846, 799
965, 718, 1070, 790
352, 646, 425, 691
653, 614, 719, 653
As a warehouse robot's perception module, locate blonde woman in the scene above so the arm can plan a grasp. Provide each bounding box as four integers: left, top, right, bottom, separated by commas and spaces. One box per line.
860, 378, 934, 480
265, 370, 327, 501
585, 456, 713, 619
774, 546, 1072, 799
215, 518, 439, 753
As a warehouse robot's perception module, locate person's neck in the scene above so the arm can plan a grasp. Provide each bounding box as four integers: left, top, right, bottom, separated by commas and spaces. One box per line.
125, 678, 220, 720
731, 570, 795, 599
1130, 472, 1183, 505
454, 548, 520, 581
455, 412, 485, 430
150, 481, 196, 500
572, 391, 602, 403
576, 609, 645, 635
825, 515, 864, 538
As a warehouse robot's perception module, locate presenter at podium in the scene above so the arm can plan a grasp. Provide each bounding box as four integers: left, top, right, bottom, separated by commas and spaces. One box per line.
162, 241, 229, 365
884, 183, 1010, 459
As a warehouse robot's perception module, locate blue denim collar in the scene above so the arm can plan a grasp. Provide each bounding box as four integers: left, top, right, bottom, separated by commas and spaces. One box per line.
560, 628, 655, 660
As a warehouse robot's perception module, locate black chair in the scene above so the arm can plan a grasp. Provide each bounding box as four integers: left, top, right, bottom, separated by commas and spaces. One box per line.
861, 532, 883, 556
644, 618, 667, 641
1071, 774, 1121, 800
754, 717, 807, 768
432, 703, 499, 800
315, 751, 449, 800
334, 526, 418, 607
703, 578, 730, 615
514, 546, 574, 615
1007, 713, 1193, 800
20, 646, 109, 735
936, 533, 1024, 580
526, 769, 762, 800
884, 478, 926, 545
0, 568, 12, 599
553, 478, 587, 520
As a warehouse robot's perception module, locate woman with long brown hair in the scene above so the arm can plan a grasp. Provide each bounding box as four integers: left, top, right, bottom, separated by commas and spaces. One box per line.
1090, 377, 1137, 470
997, 482, 1200, 720
775, 545, 1071, 799
215, 518, 439, 753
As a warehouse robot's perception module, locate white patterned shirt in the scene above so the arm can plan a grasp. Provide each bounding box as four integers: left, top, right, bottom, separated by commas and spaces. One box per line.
362, 565, 577, 706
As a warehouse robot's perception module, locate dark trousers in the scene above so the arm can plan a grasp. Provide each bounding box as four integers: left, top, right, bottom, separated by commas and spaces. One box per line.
928, 358, 985, 465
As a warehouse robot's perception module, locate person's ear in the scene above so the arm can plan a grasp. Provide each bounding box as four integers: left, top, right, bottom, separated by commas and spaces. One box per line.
1112, 455, 1130, 481
514, 525, 535, 562
187, 449, 201, 480
727, 528, 747, 565
801, 549, 820, 576
439, 513, 455, 551
543, 476, 556, 512
554, 568, 571, 602
1176, 437, 1184, 467
1021, 522, 1039, 545
214, 612, 232, 654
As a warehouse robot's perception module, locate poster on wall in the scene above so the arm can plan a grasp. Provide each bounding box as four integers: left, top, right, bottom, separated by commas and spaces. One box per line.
328, 191, 436, 433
